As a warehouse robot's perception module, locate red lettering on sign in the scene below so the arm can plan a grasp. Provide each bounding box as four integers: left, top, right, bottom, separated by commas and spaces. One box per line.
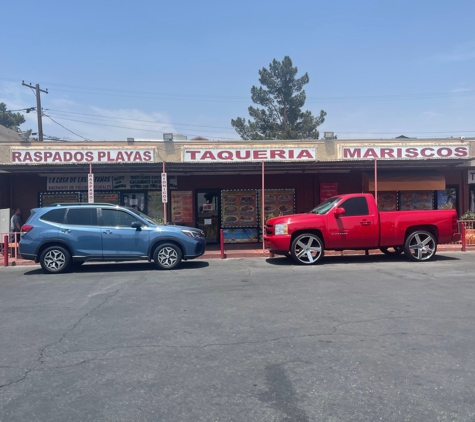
253, 150, 267, 160
143, 151, 152, 161
133, 151, 143, 161
64, 152, 73, 162
201, 151, 216, 160
437, 147, 451, 157
186, 150, 201, 160
396, 148, 403, 158
455, 146, 468, 157
296, 149, 314, 159
53, 152, 62, 162
236, 150, 251, 160
34, 151, 43, 162
124, 151, 134, 161
74, 152, 84, 161
12, 152, 22, 162
421, 148, 434, 158
217, 151, 233, 160
362, 148, 378, 158
44, 152, 53, 161
98, 151, 106, 161
115, 152, 124, 162
85, 151, 93, 162
380, 148, 395, 159
343, 148, 361, 158
405, 148, 418, 158
270, 150, 285, 159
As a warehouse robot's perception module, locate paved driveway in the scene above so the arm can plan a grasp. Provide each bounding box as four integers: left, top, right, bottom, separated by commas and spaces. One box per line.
1, 252, 475, 421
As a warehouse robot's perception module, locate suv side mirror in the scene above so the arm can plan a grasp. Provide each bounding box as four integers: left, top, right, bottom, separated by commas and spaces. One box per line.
334, 207, 345, 218
131, 221, 142, 230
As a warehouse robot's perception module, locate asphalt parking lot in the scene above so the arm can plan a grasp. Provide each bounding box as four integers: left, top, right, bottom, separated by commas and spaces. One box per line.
1, 252, 475, 422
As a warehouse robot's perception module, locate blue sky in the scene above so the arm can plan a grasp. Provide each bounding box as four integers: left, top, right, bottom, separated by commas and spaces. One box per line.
1, 0, 474, 141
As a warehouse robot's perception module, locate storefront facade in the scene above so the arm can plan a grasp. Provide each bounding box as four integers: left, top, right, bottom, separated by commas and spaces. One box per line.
0, 138, 474, 242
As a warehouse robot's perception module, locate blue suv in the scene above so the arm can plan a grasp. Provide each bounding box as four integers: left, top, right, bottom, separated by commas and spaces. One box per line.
19, 203, 206, 273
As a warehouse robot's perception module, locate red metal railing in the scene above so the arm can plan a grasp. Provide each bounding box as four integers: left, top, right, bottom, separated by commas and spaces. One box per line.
0, 232, 21, 266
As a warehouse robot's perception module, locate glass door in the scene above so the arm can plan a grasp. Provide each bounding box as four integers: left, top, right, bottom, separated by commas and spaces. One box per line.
121, 192, 146, 214
195, 189, 220, 243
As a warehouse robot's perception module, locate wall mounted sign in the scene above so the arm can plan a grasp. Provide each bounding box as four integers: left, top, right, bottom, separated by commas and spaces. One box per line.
469, 171, 475, 184
11, 148, 154, 164
341, 145, 469, 160
46, 174, 163, 190
184, 148, 316, 162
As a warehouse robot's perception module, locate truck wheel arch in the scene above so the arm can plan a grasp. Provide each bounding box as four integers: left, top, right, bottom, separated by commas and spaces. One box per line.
405, 225, 438, 242
290, 229, 325, 249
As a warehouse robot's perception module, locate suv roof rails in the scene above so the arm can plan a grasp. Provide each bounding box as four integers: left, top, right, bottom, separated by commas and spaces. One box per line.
49, 203, 118, 207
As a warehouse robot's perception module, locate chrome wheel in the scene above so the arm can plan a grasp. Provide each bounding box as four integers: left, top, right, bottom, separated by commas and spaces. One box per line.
153, 243, 182, 270
40, 246, 71, 274
291, 234, 324, 265
404, 231, 437, 262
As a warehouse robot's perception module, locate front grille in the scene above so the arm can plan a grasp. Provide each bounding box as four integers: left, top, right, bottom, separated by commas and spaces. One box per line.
195, 243, 204, 255
266, 224, 274, 235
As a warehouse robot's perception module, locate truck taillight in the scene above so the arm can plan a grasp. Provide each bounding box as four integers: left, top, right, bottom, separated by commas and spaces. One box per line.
21, 225, 34, 233
452, 216, 458, 230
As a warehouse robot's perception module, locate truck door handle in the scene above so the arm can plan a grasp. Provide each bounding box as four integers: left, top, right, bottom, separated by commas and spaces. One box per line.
360, 220, 371, 226
60, 229, 71, 233
103, 230, 113, 234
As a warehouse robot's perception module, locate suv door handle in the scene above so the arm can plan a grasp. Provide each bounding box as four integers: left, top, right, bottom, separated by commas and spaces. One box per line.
103, 230, 113, 234
61, 229, 72, 233
360, 220, 371, 226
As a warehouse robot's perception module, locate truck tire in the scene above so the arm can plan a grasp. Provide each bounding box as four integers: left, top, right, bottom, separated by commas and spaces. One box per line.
153, 243, 182, 270
404, 230, 437, 262
291, 233, 324, 265
380, 246, 403, 256
40, 246, 71, 274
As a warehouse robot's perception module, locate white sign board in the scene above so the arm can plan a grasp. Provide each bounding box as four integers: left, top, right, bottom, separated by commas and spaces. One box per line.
341, 145, 469, 160
469, 170, 475, 184
12, 149, 154, 164
184, 148, 316, 162
161, 173, 167, 203
88, 174, 94, 203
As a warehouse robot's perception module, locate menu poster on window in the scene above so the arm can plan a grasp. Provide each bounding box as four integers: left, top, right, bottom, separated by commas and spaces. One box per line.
222, 190, 257, 228
260, 189, 295, 222
320, 183, 338, 201
437, 189, 457, 210
91, 192, 120, 204
400, 191, 434, 210
171, 191, 193, 224
147, 191, 164, 222
39, 192, 81, 207
376, 191, 397, 212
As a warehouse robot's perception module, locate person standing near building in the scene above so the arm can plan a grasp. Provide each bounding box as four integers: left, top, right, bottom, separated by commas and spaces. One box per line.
10, 208, 22, 242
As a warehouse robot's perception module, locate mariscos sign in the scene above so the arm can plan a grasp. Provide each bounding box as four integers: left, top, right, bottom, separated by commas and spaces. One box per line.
11, 149, 154, 164
184, 148, 316, 162
341, 145, 469, 160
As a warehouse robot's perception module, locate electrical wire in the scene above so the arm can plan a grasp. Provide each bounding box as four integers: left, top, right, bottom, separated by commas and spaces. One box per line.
42, 113, 91, 142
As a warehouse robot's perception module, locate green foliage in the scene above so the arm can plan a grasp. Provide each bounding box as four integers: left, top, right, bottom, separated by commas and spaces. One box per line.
231, 56, 326, 140
0, 103, 26, 128
460, 210, 475, 220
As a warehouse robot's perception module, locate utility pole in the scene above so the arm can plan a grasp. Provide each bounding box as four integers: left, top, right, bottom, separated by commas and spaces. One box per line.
22, 81, 48, 142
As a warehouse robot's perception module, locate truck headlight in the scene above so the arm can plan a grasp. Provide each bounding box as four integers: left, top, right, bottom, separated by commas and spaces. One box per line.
274, 223, 288, 235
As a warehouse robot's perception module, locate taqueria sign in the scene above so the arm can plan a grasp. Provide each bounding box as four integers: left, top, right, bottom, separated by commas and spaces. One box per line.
184, 147, 316, 162
341, 145, 469, 160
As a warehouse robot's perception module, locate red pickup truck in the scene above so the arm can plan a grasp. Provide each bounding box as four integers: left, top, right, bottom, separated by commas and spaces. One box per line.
264, 193, 460, 264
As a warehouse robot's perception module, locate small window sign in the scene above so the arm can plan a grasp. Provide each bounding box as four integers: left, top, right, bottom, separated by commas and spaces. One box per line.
203, 204, 214, 211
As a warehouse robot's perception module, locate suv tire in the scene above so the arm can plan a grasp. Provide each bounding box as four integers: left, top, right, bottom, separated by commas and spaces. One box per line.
153, 243, 182, 270
40, 246, 71, 274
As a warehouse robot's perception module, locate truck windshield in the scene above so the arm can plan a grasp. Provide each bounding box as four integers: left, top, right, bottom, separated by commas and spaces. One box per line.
309, 197, 341, 215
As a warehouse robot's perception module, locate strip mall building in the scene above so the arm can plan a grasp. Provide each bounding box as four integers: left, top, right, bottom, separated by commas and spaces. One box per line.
1, 135, 474, 243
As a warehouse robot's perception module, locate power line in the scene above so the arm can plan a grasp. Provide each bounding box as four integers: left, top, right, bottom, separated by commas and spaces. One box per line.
43, 113, 91, 141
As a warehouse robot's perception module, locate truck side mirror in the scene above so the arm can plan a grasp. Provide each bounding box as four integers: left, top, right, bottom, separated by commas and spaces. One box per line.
334, 207, 345, 218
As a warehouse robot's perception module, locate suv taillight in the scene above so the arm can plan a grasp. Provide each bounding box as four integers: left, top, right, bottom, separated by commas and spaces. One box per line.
22, 225, 34, 233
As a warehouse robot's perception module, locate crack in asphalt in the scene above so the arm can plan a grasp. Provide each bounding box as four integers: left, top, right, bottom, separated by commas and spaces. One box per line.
0, 289, 120, 390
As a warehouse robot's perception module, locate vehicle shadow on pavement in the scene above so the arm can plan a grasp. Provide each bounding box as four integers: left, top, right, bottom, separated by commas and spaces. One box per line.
266, 253, 460, 266
23, 260, 210, 275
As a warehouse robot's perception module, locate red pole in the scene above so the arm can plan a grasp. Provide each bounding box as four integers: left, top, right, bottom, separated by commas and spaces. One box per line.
220, 229, 225, 259
262, 161, 265, 252
163, 162, 167, 225
461, 223, 466, 252
3, 235, 8, 267
374, 159, 378, 207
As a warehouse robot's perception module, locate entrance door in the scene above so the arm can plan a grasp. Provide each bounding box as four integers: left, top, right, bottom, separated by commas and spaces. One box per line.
196, 189, 220, 243
121, 192, 146, 214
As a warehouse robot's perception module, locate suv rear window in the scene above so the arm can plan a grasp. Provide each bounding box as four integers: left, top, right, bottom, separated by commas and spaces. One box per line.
65, 208, 98, 226
41, 208, 66, 224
